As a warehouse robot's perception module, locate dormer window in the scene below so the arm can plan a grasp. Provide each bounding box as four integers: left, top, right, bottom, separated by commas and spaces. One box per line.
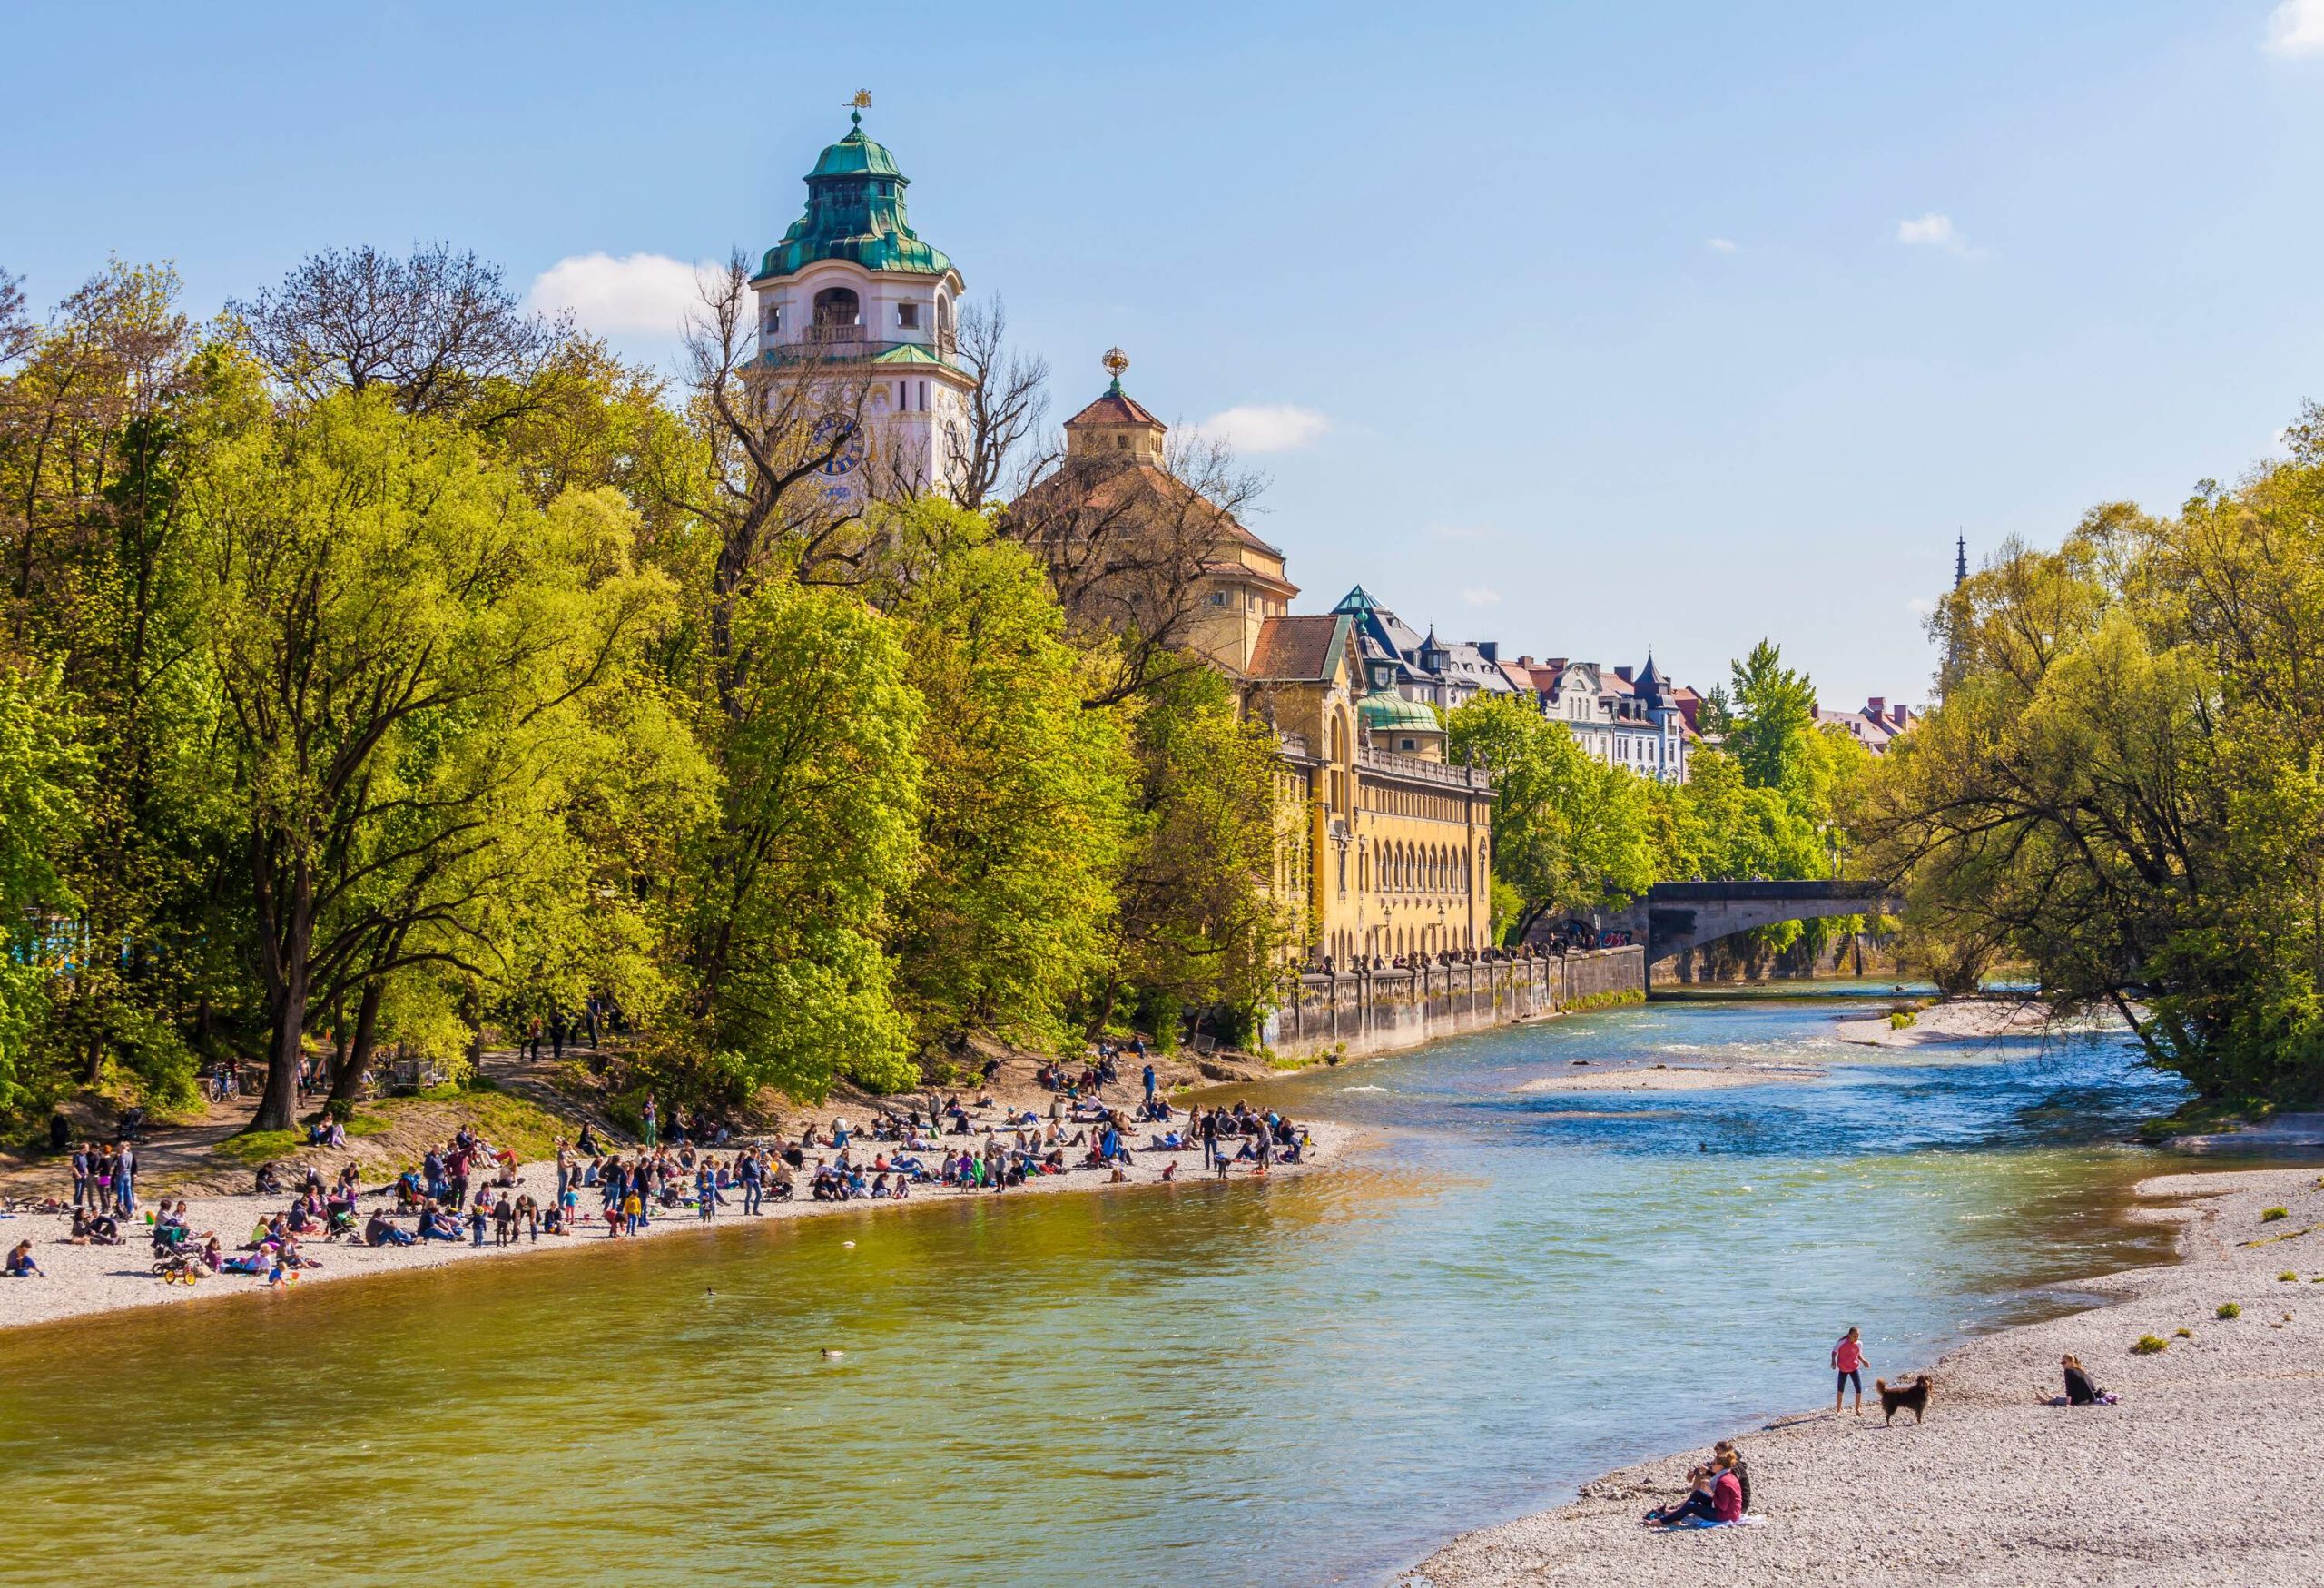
895, 301, 920, 330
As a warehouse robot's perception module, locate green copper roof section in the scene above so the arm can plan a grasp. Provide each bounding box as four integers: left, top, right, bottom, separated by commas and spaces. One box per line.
869, 342, 950, 366
757, 113, 954, 281
1357, 686, 1440, 735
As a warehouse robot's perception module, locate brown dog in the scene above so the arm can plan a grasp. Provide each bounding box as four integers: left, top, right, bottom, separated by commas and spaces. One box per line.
1876, 1374, 1931, 1425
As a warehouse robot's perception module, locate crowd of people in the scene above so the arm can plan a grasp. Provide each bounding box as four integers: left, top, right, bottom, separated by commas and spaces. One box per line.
4, 1063, 1318, 1292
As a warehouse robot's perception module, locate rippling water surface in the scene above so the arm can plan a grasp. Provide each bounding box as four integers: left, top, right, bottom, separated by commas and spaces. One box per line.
3, 988, 2206, 1585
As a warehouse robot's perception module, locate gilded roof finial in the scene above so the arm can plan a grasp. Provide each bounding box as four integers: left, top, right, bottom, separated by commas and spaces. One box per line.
848, 89, 872, 131
1101, 346, 1129, 396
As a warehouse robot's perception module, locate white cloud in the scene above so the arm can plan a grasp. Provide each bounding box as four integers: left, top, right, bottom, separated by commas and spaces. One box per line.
1191, 403, 1331, 454
2269, 0, 2324, 55
1462, 587, 1502, 608
1896, 212, 1984, 259
527, 252, 722, 337
1706, 236, 1738, 253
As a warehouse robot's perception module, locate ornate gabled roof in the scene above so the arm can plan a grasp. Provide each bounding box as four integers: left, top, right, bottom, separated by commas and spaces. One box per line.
755, 112, 955, 282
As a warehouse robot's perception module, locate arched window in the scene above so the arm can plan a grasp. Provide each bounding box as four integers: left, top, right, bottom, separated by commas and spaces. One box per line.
812, 286, 860, 331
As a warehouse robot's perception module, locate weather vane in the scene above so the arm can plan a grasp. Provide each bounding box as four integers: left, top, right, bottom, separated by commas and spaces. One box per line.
848, 89, 872, 129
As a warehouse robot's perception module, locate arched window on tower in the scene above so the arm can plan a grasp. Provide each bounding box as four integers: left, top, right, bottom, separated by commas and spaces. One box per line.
812, 287, 860, 340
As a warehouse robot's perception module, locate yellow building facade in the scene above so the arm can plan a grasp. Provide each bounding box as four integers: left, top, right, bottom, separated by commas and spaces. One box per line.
1029, 361, 1497, 968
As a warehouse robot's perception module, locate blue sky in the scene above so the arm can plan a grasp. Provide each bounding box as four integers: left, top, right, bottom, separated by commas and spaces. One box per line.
10, 1, 2324, 705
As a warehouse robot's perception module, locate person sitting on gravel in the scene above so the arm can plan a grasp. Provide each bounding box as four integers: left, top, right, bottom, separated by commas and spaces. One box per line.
417, 1205, 462, 1242
2057, 1354, 2115, 1406
1713, 1442, 1751, 1511
1643, 1466, 1720, 1527
5, 1239, 40, 1277
67, 1206, 123, 1246
364, 1211, 414, 1247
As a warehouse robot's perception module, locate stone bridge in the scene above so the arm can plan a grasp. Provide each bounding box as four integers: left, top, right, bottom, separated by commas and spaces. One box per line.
1602, 881, 1903, 970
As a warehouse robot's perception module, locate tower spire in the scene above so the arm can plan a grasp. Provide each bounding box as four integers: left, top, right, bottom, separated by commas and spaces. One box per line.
1955, 533, 1968, 588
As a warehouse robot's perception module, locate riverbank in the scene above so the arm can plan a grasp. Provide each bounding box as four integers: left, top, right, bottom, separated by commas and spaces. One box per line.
1408, 1160, 2324, 1587
1832, 995, 2081, 1049
0, 1101, 1349, 1334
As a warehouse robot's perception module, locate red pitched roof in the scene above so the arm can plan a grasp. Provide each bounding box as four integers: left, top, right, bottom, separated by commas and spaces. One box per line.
1064, 390, 1163, 429
1012, 459, 1283, 557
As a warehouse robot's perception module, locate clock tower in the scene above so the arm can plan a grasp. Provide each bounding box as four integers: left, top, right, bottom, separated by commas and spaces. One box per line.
749, 96, 972, 506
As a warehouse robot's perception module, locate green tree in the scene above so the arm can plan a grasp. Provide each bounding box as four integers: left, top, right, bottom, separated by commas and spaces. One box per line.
679, 578, 924, 1102
0, 666, 87, 1109
192, 390, 671, 1130
882, 506, 1131, 1055
1725, 639, 1818, 792
1448, 694, 1655, 942
1097, 662, 1291, 1042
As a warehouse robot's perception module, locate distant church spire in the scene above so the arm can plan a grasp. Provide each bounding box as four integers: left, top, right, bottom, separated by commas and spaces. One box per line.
1955, 533, 1968, 588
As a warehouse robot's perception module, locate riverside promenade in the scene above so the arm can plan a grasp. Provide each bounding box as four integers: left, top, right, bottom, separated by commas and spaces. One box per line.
1266, 945, 1644, 1062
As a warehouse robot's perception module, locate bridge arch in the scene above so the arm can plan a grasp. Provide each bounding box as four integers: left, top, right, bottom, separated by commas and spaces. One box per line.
1602, 881, 1903, 970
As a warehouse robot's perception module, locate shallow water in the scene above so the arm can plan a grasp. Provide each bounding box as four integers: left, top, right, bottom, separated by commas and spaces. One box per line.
2, 988, 2215, 1585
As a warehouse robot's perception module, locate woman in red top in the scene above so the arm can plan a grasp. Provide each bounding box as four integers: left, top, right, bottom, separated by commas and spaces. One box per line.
1832, 1326, 1868, 1415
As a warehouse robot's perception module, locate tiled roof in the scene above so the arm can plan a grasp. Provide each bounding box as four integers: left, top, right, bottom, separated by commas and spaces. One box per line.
1011, 459, 1283, 557
1249, 614, 1350, 682
1063, 390, 1163, 429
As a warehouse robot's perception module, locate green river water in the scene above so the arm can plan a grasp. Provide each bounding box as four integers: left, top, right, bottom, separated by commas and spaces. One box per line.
1, 987, 2221, 1585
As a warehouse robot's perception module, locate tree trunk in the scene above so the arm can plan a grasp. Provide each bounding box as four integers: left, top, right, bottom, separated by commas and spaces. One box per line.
253, 963, 308, 1131
250, 849, 313, 1133
330, 978, 384, 1104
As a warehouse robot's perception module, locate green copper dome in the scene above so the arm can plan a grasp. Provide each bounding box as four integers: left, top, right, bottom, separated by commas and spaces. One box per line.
1357, 686, 1440, 736
756, 113, 954, 281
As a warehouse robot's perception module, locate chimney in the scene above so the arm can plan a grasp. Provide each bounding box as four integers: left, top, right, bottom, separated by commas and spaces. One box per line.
1476, 641, 1498, 663
1866, 696, 1885, 719
1517, 655, 1533, 667
1614, 666, 1634, 683
1891, 703, 1912, 728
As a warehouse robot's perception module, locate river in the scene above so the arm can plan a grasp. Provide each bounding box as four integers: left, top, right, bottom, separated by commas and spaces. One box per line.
3, 986, 2199, 1586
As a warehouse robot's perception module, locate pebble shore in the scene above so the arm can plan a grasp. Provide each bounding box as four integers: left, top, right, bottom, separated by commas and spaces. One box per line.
0, 1114, 1344, 1334
1407, 1162, 2324, 1587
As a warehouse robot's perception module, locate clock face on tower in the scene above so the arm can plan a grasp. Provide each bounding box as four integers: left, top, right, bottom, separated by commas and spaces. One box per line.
812, 415, 865, 477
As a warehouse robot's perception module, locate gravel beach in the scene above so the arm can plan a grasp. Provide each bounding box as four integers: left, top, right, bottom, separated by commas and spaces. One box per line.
0, 1110, 1347, 1334
1407, 1161, 2324, 1587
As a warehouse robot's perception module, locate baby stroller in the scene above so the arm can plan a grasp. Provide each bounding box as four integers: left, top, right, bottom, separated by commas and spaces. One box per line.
151, 1226, 202, 1281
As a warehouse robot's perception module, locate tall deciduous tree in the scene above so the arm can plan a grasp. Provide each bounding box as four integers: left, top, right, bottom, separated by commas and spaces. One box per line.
881, 503, 1131, 1053
1723, 638, 1818, 792
680, 577, 925, 1102
193, 390, 670, 1130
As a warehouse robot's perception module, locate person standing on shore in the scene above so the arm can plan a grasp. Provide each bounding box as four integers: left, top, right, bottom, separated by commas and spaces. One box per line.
641, 1096, 657, 1149
113, 1140, 136, 1222
739, 1149, 763, 1216
1832, 1326, 1868, 1415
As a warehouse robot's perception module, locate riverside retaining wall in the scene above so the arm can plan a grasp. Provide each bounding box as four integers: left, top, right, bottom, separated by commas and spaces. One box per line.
1264, 946, 1645, 1063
